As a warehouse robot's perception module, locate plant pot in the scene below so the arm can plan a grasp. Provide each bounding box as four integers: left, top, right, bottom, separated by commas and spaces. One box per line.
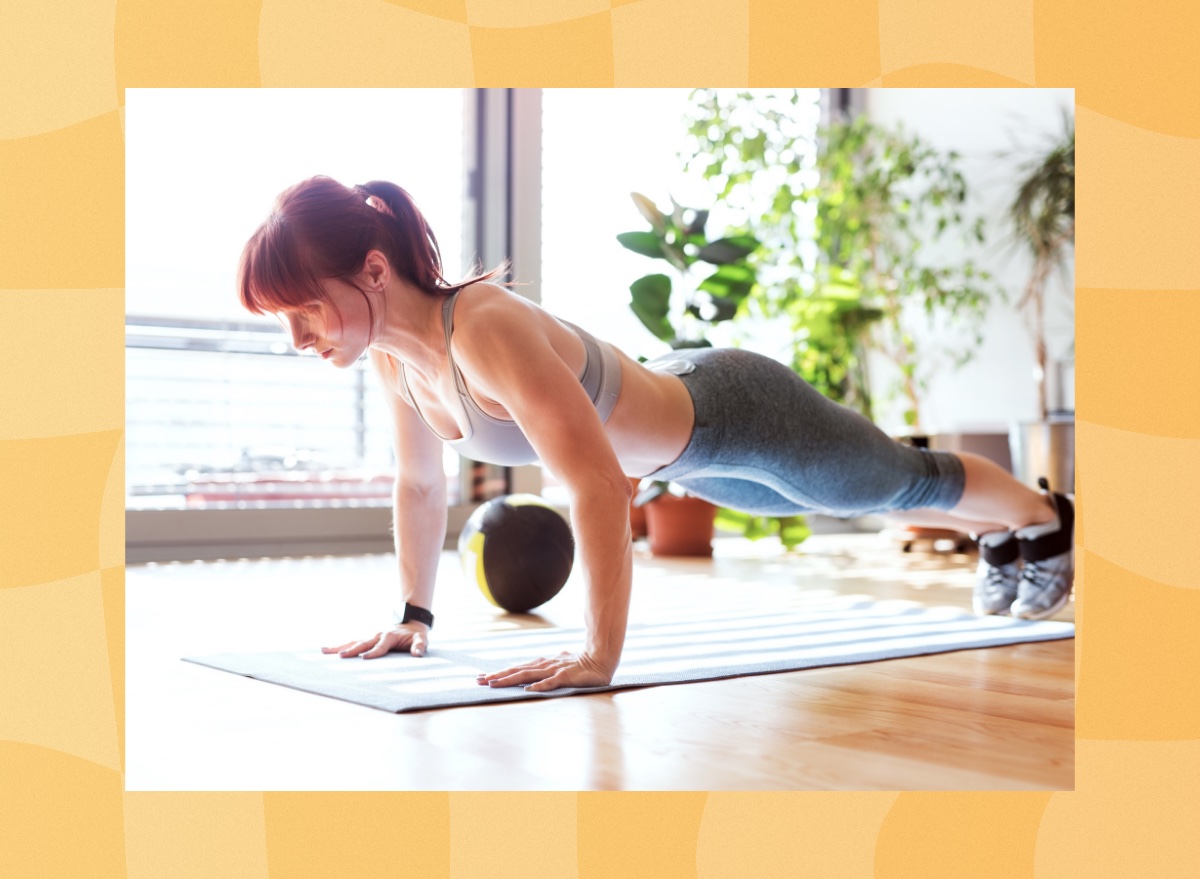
644, 495, 716, 557
1009, 418, 1074, 493
628, 477, 648, 540
898, 526, 972, 554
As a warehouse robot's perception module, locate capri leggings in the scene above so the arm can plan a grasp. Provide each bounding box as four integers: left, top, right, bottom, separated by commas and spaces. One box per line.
642, 347, 966, 518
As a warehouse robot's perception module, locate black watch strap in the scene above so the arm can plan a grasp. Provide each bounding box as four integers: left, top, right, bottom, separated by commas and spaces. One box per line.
400, 602, 434, 629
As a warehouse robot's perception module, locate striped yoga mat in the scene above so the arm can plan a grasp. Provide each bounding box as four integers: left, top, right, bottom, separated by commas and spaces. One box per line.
183, 594, 1074, 713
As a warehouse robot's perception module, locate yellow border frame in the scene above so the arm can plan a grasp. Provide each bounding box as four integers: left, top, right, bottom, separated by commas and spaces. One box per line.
4, 0, 1199, 874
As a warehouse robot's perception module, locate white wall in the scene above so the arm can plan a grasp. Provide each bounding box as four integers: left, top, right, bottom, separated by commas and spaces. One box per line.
864, 89, 1075, 434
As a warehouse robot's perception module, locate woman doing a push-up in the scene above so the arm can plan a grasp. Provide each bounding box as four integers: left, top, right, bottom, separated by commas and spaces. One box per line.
237, 176, 1075, 693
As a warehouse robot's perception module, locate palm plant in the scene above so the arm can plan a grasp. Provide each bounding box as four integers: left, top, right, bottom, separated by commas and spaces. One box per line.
1005, 112, 1075, 420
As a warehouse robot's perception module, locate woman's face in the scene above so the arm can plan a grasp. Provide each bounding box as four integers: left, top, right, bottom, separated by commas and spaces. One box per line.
278, 277, 372, 368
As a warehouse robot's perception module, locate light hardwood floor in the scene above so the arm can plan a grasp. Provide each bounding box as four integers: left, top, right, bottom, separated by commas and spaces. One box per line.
125, 532, 1074, 791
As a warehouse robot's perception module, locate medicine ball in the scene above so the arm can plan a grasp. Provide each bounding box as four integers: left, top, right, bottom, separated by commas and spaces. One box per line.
458, 494, 575, 613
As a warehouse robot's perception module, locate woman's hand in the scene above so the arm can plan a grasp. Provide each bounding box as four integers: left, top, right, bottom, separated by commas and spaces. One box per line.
322, 622, 429, 659
476, 650, 614, 692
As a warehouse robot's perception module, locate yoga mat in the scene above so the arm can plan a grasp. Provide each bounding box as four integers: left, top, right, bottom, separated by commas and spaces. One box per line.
183, 595, 1074, 712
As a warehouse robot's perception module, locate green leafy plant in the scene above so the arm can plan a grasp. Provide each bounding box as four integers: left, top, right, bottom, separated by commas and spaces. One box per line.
683, 90, 1004, 434
715, 508, 813, 552
812, 116, 1005, 433
617, 192, 761, 349
1001, 111, 1075, 420
682, 89, 882, 416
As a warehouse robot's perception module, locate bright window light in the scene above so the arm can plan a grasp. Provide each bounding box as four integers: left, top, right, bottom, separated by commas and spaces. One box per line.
125, 89, 468, 509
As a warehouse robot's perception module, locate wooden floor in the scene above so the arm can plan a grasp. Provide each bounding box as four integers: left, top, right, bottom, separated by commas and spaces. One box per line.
125, 532, 1074, 791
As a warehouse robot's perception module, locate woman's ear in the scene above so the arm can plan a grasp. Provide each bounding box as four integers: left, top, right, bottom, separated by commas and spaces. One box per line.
362, 249, 390, 291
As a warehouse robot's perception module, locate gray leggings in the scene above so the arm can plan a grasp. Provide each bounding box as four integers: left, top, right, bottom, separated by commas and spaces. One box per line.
643, 348, 966, 518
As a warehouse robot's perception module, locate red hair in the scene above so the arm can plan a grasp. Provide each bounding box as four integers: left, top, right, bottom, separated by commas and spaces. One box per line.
237, 175, 507, 317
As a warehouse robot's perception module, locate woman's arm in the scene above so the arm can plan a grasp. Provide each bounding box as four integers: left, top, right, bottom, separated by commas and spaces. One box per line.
572, 470, 634, 671
455, 297, 635, 690
392, 479, 447, 616
323, 350, 447, 660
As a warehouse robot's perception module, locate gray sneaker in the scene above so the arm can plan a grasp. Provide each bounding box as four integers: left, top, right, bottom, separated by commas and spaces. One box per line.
1011, 478, 1075, 620
973, 532, 1020, 615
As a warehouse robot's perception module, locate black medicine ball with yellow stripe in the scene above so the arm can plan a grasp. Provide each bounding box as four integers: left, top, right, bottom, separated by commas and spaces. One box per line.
458, 494, 575, 613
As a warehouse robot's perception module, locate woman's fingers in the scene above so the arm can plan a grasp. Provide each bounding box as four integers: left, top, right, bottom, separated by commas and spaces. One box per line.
476, 657, 550, 685
324, 626, 430, 660
483, 668, 553, 688
410, 631, 428, 657
361, 632, 398, 659
338, 636, 380, 658
525, 670, 567, 693
477, 657, 565, 687
477, 653, 612, 692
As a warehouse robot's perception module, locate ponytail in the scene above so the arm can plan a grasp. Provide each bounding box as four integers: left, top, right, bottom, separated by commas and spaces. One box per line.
238, 175, 509, 317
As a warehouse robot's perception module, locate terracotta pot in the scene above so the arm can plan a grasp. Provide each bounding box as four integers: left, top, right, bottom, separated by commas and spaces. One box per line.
628, 477, 648, 540
903, 525, 960, 539
644, 494, 716, 557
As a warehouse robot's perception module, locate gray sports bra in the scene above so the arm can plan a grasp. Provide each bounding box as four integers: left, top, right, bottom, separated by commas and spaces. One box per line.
397, 291, 623, 466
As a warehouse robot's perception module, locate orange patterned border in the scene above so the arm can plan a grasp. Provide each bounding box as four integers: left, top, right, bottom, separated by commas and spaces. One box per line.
3, 0, 1198, 875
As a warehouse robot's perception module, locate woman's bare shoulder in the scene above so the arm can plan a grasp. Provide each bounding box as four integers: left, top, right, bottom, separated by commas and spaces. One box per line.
457, 280, 529, 312
453, 284, 597, 406
454, 282, 549, 336
453, 283, 561, 364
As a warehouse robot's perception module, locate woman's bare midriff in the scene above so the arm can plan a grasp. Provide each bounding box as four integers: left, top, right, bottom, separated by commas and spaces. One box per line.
601, 347, 695, 478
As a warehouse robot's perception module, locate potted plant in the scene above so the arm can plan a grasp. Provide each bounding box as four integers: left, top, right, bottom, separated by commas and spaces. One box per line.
812, 115, 1003, 439
618, 192, 761, 556
1001, 112, 1075, 491
682, 89, 882, 419
631, 481, 716, 557
682, 91, 1002, 439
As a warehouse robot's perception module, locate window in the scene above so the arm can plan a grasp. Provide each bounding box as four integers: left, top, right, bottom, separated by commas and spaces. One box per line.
125, 322, 399, 510
540, 89, 702, 362
126, 89, 469, 511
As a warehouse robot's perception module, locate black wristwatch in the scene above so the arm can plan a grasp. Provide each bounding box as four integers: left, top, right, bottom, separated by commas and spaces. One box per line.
399, 602, 434, 629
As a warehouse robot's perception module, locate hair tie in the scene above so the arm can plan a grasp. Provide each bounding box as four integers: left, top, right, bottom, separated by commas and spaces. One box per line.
356, 184, 396, 220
